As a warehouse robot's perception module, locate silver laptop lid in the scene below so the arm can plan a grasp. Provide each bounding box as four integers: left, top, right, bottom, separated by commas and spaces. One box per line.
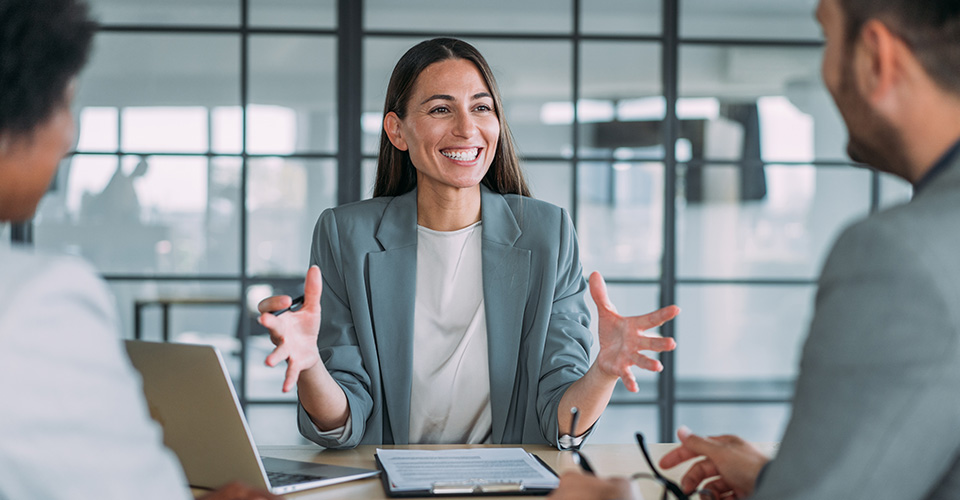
124, 340, 271, 491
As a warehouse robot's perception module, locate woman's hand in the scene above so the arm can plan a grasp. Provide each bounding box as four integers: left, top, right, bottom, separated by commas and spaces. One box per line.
258, 265, 323, 393
589, 271, 679, 392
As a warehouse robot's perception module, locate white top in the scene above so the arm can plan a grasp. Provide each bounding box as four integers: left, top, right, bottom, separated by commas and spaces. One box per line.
409, 221, 492, 444
0, 247, 190, 500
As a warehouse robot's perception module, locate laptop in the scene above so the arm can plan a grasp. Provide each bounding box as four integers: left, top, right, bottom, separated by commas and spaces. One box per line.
124, 340, 379, 495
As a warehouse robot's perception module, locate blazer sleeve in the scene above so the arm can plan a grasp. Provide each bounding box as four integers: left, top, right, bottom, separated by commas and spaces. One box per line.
751, 219, 960, 499
535, 207, 594, 446
297, 208, 374, 449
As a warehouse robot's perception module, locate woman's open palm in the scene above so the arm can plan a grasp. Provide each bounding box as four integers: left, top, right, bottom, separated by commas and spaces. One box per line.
589, 271, 679, 392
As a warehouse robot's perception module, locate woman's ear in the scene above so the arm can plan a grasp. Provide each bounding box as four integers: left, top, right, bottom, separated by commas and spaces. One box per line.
383, 112, 408, 151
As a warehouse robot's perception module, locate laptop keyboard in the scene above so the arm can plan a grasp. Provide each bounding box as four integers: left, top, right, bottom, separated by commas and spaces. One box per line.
267, 471, 326, 487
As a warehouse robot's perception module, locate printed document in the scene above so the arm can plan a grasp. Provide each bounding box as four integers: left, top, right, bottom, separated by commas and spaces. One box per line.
376, 448, 559, 492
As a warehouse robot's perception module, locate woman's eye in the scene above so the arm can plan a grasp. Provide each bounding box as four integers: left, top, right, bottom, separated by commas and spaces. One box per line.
475, 104, 492, 112
430, 106, 450, 114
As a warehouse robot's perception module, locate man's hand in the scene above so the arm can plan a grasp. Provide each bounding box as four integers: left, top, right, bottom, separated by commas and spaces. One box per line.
547, 472, 635, 500
258, 265, 323, 393
659, 427, 770, 499
590, 271, 679, 392
198, 481, 283, 500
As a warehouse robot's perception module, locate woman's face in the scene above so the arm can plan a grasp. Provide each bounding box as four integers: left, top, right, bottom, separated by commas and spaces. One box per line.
384, 58, 500, 196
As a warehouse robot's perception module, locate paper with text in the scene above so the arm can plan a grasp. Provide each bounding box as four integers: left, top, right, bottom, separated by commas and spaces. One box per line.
376, 448, 559, 492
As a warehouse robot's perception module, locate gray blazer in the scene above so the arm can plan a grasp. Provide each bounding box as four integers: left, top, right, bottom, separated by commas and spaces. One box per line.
297, 186, 593, 449
753, 152, 960, 499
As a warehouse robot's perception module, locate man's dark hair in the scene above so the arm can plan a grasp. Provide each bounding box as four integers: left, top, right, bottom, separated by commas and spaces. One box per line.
839, 0, 960, 94
0, 0, 96, 139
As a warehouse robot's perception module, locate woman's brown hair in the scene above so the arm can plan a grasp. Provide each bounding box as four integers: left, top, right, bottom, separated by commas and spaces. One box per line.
374, 38, 530, 198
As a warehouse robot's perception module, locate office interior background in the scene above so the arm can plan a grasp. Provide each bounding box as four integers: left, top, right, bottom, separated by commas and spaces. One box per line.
1, 0, 915, 446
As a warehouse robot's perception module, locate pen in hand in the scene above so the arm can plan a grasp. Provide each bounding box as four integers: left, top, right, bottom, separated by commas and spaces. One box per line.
271, 295, 305, 316
569, 407, 595, 474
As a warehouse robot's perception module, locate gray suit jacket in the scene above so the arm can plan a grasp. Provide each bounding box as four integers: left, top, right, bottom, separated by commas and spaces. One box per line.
297, 186, 593, 449
753, 153, 960, 498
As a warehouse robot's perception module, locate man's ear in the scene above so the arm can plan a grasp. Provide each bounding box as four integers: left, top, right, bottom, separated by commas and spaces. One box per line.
854, 19, 906, 105
383, 112, 408, 151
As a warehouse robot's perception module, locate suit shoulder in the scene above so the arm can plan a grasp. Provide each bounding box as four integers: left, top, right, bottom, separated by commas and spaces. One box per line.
502, 195, 568, 228
315, 197, 393, 235
326, 197, 392, 220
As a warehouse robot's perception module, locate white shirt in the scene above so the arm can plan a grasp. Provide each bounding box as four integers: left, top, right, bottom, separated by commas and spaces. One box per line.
0, 247, 190, 500
409, 221, 492, 444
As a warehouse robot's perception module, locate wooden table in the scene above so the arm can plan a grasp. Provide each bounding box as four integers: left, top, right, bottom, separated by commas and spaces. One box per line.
192, 443, 777, 499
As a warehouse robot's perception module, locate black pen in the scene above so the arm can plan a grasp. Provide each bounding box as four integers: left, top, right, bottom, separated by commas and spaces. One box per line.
271, 295, 305, 316
569, 407, 595, 474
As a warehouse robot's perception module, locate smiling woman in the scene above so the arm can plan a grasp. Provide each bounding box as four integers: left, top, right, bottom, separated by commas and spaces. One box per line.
256, 37, 681, 451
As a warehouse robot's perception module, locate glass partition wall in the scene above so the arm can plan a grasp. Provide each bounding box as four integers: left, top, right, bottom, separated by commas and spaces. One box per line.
13, 0, 913, 445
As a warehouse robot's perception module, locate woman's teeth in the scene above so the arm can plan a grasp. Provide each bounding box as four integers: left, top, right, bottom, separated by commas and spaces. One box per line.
441, 148, 479, 161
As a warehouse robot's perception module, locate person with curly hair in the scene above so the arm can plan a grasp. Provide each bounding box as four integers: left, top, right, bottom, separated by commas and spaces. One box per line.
0, 1, 278, 498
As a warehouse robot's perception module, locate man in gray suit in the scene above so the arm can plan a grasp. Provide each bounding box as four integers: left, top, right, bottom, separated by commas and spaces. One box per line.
549, 0, 960, 498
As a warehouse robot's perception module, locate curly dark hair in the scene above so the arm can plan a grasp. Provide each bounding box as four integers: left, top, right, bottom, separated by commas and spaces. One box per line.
0, 0, 96, 139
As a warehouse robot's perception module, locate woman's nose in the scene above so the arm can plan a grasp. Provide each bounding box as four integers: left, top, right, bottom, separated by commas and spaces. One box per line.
451, 112, 476, 137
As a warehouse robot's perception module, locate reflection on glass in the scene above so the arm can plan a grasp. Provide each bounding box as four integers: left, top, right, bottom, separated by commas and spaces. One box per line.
585, 284, 660, 401
581, 0, 661, 35
680, 45, 848, 162
86, 0, 240, 26
681, 0, 822, 40
249, 36, 337, 154
579, 42, 661, 159
76, 34, 240, 122
676, 404, 791, 443
122, 107, 208, 153
577, 162, 663, 279
363, 38, 572, 157
77, 107, 118, 152
524, 162, 572, 214
249, 0, 336, 29
365, 0, 572, 34
108, 281, 241, 343
677, 165, 870, 279
590, 405, 658, 444
34, 155, 242, 275
247, 159, 336, 276
109, 280, 241, 392
675, 284, 815, 399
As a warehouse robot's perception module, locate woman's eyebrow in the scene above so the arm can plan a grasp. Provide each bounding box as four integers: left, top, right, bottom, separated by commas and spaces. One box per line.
419, 92, 492, 105
420, 94, 454, 105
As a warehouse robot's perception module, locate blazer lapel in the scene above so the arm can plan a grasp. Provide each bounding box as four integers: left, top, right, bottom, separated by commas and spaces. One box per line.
368, 189, 418, 444
479, 186, 531, 443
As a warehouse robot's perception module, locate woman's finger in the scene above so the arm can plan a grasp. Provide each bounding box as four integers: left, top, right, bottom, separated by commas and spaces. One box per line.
630, 353, 663, 372
264, 345, 288, 368
282, 361, 301, 393
631, 334, 677, 353
628, 305, 680, 331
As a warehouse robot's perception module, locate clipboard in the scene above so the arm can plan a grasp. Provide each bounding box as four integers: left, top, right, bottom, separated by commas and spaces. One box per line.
374, 450, 559, 497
